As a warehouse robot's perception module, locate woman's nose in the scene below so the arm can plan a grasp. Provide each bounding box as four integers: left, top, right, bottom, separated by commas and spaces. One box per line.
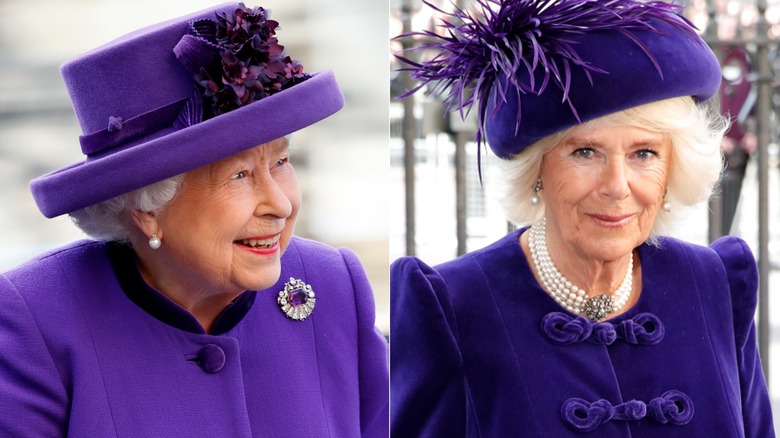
599, 158, 631, 200
254, 175, 293, 218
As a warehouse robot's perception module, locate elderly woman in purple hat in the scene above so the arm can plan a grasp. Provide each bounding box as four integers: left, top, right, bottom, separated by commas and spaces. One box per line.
0, 3, 387, 436
392, 0, 773, 436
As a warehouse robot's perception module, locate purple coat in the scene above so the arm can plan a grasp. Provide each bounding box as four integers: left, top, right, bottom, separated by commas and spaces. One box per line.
0, 237, 388, 436
391, 230, 773, 437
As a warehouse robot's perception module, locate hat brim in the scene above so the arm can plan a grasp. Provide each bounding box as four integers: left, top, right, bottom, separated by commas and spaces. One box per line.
30, 70, 343, 218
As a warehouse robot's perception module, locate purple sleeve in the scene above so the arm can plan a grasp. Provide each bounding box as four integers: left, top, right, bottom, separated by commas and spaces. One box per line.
338, 247, 389, 438
711, 236, 775, 437
390, 257, 466, 437
0, 275, 68, 436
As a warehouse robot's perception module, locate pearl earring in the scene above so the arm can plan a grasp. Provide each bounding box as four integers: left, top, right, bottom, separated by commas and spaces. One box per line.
530, 178, 543, 206
149, 234, 161, 249
662, 188, 671, 212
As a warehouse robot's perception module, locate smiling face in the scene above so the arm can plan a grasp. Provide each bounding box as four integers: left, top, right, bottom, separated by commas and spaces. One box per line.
151, 137, 299, 294
540, 122, 672, 263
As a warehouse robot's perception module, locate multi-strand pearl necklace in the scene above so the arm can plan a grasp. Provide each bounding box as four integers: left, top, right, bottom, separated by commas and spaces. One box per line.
528, 217, 633, 321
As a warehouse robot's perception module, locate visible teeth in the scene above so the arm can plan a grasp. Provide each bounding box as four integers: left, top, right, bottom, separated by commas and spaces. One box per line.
240, 235, 279, 248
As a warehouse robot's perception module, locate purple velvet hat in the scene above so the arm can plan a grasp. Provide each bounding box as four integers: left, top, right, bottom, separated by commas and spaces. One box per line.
398, 0, 722, 159
30, 2, 344, 218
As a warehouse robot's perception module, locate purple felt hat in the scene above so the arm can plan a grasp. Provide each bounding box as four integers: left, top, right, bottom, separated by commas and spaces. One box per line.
30, 2, 344, 218
398, 0, 722, 159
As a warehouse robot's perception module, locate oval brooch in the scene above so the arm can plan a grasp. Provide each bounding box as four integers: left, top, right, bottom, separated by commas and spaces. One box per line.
277, 277, 316, 321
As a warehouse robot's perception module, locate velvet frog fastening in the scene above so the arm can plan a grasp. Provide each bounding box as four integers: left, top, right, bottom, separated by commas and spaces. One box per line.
562, 390, 694, 432
541, 312, 665, 345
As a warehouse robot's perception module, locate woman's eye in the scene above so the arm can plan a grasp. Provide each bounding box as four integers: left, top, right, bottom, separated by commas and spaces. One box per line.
573, 148, 595, 159
635, 149, 658, 159
232, 170, 248, 180
275, 157, 289, 167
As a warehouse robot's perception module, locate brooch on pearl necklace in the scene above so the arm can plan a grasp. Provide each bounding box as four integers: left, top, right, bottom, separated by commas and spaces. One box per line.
529, 218, 633, 322
277, 278, 316, 321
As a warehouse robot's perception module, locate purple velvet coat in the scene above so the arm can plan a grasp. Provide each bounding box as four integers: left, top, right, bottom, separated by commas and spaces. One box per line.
0, 237, 388, 437
391, 230, 773, 437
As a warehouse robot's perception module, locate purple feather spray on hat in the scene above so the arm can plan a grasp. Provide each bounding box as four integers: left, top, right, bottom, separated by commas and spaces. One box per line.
396, 0, 721, 159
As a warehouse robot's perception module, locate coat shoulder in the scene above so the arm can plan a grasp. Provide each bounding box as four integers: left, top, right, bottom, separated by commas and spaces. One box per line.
287, 236, 357, 265
3, 240, 107, 281
434, 230, 522, 276
648, 235, 729, 275
1, 240, 109, 299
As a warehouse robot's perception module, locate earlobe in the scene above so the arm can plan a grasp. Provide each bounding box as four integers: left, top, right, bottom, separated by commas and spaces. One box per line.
130, 209, 161, 239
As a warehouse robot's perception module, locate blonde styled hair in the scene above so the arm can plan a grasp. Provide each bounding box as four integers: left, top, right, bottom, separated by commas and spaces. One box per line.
498, 96, 728, 240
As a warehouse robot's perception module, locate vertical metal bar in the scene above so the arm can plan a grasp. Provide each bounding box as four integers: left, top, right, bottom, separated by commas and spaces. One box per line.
401, 0, 416, 257
454, 0, 468, 256
756, 0, 771, 381
455, 132, 467, 256
706, 0, 723, 243
705, 0, 718, 35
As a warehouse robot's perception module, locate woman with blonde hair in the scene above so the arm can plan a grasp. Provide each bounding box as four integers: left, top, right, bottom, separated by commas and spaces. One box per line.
391, 0, 773, 436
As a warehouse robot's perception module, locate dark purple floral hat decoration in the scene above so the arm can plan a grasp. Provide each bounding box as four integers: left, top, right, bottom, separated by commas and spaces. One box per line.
176, 4, 308, 119
30, 3, 344, 218
396, 0, 722, 159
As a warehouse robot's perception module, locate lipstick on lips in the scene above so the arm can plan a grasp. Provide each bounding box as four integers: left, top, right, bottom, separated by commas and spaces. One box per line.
588, 213, 634, 228
235, 232, 282, 255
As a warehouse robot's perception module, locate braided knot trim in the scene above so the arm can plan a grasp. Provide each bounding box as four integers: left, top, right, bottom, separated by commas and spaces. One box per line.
561, 390, 694, 432
541, 312, 664, 345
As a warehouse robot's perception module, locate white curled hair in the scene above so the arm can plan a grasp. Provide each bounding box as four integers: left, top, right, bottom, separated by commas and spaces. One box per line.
69, 174, 185, 242
498, 96, 728, 241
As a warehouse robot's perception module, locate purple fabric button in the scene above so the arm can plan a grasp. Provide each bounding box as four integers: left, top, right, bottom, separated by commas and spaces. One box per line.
197, 344, 226, 373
